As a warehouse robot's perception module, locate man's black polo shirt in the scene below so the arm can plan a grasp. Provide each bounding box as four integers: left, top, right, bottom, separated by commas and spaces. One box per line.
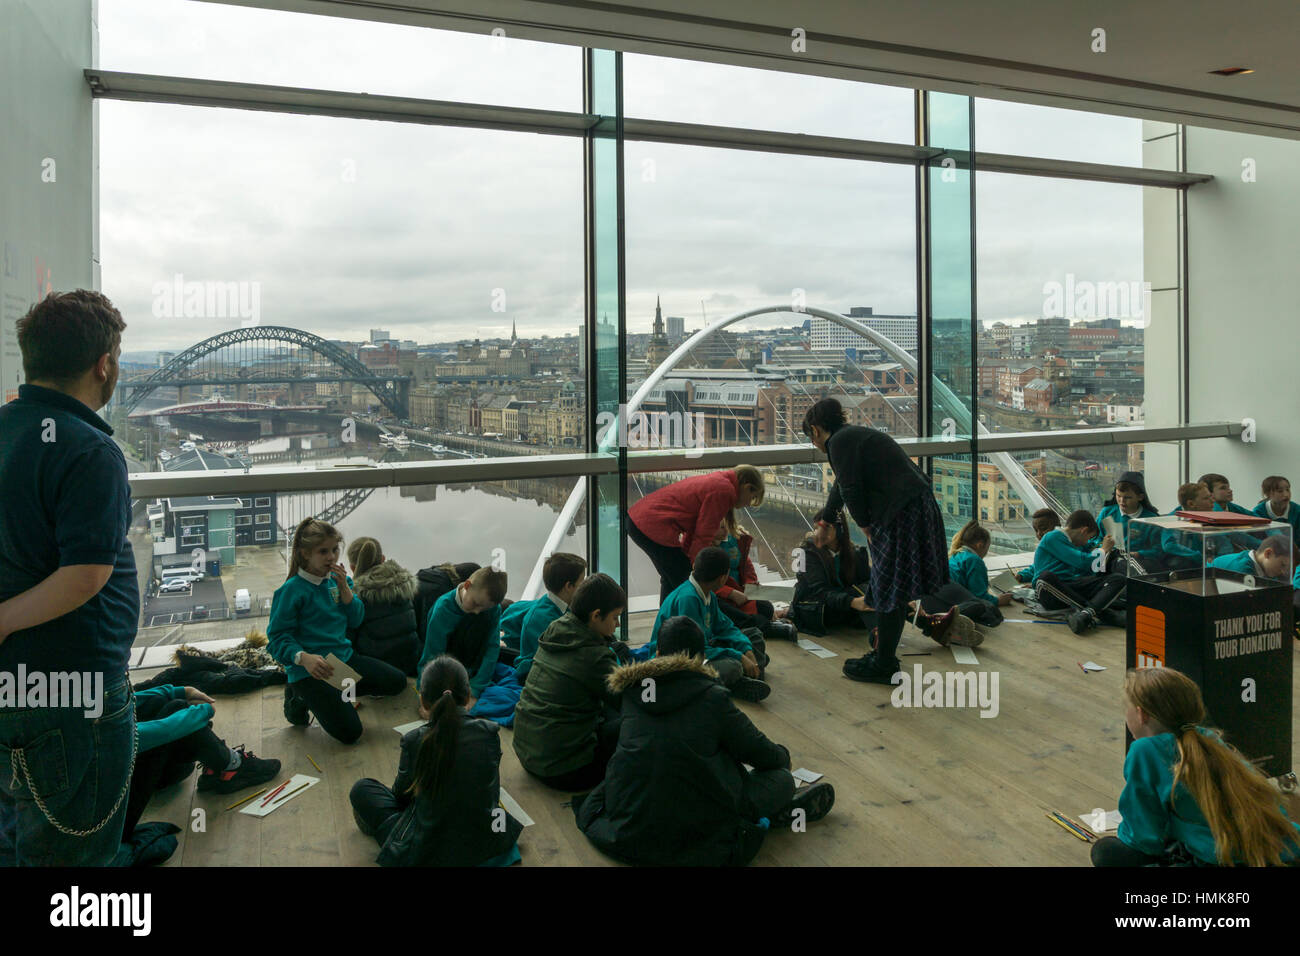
0, 384, 139, 676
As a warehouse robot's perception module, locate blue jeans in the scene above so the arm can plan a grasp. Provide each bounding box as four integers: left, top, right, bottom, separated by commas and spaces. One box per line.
0, 674, 136, 866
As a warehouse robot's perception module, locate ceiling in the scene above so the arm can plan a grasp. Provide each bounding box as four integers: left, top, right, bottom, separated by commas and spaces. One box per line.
198, 0, 1300, 139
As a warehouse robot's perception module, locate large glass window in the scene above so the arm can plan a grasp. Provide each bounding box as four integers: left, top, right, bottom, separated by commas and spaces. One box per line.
975, 99, 1143, 167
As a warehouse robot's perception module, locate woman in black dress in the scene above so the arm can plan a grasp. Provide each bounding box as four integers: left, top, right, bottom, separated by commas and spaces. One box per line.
802, 398, 951, 684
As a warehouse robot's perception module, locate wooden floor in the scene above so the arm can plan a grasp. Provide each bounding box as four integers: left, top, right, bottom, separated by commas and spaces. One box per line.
136, 587, 1300, 866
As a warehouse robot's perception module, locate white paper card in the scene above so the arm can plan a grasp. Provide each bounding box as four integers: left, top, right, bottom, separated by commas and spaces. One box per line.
498, 788, 534, 827
323, 653, 362, 691
394, 719, 425, 735
792, 768, 824, 784
1081, 808, 1122, 832
950, 645, 979, 666
240, 774, 320, 816
1082, 661, 1107, 672
797, 638, 836, 658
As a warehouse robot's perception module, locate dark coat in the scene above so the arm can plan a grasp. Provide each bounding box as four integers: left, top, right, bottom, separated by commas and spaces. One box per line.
377, 710, 523, 867
824, 424, 930, 529
348, 560, 420, 675
791, 537, 872, 634
576, 653, 791, 867
412, 562, 479, 637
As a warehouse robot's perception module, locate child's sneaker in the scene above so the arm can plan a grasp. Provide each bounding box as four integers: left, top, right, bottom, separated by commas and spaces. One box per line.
763, 619, 799, 642
283, 684, 310, 726
773, 781, 836, 827
1067, 607, 1098, 635
924, 606, 958, 646
196, 747, 282, 794
947, 614, 984, 648
731, 677, 772, 702
842, 652, 901, 685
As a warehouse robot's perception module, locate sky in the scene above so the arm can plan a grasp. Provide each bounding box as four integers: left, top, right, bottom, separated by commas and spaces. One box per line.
97, 0, 1148, 355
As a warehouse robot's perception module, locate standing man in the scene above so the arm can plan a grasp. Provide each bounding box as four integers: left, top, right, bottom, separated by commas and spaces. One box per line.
0, 291, 139, 865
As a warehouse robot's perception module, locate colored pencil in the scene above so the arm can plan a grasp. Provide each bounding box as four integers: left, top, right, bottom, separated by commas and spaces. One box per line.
1050, 810, 1095, 842
272, 781, 310, 805
226, 788, 267, 812
1046, 812, 1090, 842
1077, 661, 1088, 674
307, 754, 322, 773
261, 780, 289, 806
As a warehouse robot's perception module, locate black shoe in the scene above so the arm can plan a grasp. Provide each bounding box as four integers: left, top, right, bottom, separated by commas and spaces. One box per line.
774, 781, 836, 827
1067, 608, 1098, 635
843, 653, 900, 685
283, 684, 310, 726
763, 619, 799, 642
196, 747, 282, 794
731, 677, 772, 702
1098, 608, 1127, 628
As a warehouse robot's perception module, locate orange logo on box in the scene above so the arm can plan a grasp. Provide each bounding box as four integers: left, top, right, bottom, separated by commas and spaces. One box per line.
1135, 606, 1165, 668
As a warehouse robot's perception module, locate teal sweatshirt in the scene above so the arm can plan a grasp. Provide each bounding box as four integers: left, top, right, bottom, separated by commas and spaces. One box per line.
1030, 528, 1098, 583
1253, 498, 1300, 539
949, 548, 995, 605
499, 598, 532, 651
134, 685, 213, 753
1092, 503, 1160, 552
644, 576, 753, 662
1118, 731, 1300, 863
267, 571, 365, 683
1214, 500, 1255, 515
515, 593, 566, 681
419, 587, 502, 697
1208, 549, 1262, 576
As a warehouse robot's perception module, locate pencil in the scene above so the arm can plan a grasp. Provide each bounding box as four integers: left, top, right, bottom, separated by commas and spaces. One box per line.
272, 781, 310, 805
1050, 810, 1095, 841
307, 754, 322, 773
226, 788, 268, 812
1046, 812, 1090, 842
1077, 661, 1088, 674
261, 780, 289, 806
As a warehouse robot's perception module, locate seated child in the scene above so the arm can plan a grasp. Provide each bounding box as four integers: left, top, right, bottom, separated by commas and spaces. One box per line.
575, 616, 835, 867
346, 536, 421, 677
418, 565, 508, 701
1016, 509, 1061, 582
1253, 475, 1300, 539
268, 518, 408, 745
512, 573, 628, 792
1030, 509, 1127, 635
943, 520, 1009, 628
349, 655, 523, 867
644, 546, 770, 703
1162, 481, 1215, 564
791, 507, 875, 637
126, 684, 279, 837
1092, 667, 1300, 867
412, 561, 481, 639
1208, 533, 1294, 583
714, 511, 797, 642
1199, 472, 1255, 515
508, 552, 587, 683
1094, 471, 1161, 570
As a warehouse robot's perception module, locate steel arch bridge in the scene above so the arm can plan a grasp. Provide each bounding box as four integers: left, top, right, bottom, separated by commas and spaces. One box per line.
118, 326, 411, 418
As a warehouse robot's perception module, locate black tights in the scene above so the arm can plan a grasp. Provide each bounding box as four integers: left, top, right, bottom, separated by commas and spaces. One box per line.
874, 605, 907, 667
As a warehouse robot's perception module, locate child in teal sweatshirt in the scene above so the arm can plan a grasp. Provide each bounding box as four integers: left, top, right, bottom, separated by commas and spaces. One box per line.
512, 553, 586, 683
269, 517, 408, 744
419, 565, 509, 699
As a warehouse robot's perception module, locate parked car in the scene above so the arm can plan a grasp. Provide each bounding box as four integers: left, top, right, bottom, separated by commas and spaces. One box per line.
191, 605, 209, 620
159, 578, 191, 594
234, 589, 251, 615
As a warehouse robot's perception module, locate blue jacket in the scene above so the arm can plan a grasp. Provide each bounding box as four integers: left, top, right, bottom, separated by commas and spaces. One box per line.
267, 571, 365, 683
134, 685, 213, 753
1253, 499, 1300, 540
645, 577, 753, 662
515, 594, 566, 681
949, 548, 996, 605
499, 599, 531, 651
1118, 731, 1300, 864
1030, 529, 1098, 583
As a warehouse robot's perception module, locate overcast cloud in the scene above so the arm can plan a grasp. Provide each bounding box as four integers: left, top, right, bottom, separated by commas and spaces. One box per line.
98, 0, 1145, 353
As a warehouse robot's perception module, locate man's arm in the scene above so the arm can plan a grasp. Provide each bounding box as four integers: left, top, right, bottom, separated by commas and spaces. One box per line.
0, 565, 113, 643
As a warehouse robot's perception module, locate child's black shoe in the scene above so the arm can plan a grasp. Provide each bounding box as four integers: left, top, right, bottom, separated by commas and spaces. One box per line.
1067, 608, 1098, 635
731, 677, 772, 702
283, 684, 310, 726
843, 652, 900, 685
773, 781, 836, 827
196, 747, 282, 794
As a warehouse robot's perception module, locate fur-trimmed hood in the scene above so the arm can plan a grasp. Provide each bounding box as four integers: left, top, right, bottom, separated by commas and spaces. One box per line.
352, 559, 417, 604
607, 652, 717, 694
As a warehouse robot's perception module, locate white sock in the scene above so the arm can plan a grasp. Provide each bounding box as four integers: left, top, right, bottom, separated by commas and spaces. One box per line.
224, 748, 242, 771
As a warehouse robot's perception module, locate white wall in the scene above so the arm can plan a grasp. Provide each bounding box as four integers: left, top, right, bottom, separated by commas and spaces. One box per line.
1186, 128, 1300, 507
0, 0, 95, 402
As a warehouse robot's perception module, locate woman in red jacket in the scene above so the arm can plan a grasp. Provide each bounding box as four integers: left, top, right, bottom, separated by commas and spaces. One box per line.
627, 465, 766, 603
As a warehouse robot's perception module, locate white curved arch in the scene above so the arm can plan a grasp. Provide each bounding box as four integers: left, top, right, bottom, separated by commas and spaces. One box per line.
522, 305, 1047, 598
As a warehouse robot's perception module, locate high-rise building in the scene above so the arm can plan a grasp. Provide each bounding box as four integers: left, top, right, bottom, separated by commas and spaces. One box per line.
369, 329, 391, 344
810, 307, 918, 354
666, 315, 685, 342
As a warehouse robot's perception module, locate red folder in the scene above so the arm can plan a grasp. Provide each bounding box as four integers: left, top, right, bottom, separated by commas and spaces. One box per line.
1175, 510, 1270, 526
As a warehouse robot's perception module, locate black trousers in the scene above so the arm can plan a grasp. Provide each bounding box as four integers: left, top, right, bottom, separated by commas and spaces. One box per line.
873, 605, 908, 668
627, 515, 693, 604
126, 697, 230, 836
532, 705, 622, 792
349, 778, 403, 846
1037, 572, 1127, 614
738, 767, 796, 823
293, 653, 408, 745
719, 599, 775, 633
919, 582, 1004, 627
1091, 836, 1166, 867
708, 634, 769, 686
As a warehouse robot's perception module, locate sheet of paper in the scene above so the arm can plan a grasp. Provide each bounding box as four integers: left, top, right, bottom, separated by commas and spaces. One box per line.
394, 719, 425, 735
323, 653, 363, 691
950, 645, 979, 666
1080, 808, 1122, 832
239, 774, 319, 816
989, 569, 1021, 594
1102, 515, 1122, 543
498, 788, 534, 828
1081, 661, 1106, 672
792, 768, 824, 784
796, 638, 837, 658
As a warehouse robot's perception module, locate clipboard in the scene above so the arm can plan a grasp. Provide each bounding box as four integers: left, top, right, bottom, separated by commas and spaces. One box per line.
322, 653, 362, 691
988, 568, 1022, 594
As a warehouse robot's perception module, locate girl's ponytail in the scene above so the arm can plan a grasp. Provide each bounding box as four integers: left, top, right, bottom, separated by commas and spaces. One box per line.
408, 656, 471, 800
949, 519, 988, 558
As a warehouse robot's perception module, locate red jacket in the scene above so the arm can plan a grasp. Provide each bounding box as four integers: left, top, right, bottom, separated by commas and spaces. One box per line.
629, 470, 741, 562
